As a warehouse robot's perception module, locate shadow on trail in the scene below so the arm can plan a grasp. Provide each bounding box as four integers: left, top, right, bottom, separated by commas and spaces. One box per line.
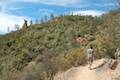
92, 61, 107, 70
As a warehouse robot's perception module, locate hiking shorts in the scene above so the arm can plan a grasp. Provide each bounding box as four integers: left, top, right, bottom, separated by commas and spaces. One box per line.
88, 56, 93, 63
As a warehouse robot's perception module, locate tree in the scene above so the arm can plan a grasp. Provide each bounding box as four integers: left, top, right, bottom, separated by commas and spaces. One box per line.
40, 19, 44, 24
30, 20, 33, 25
7, 26, 10, 32
15, 24, 20, 30
44, 15, 48, 22
50, 13, 54, 20
23, 19, 28, 29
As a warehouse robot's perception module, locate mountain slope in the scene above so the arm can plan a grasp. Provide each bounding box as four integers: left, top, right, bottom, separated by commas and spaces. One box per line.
0, 15, 102, 72
0, 10, 120, 80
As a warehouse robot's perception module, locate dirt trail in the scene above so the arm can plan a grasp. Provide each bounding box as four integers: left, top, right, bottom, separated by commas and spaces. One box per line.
54, 59, 106, 80
76, 66, 100, 80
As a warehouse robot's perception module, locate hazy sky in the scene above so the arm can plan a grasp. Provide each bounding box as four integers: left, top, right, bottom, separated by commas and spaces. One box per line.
0, 0, 116, 33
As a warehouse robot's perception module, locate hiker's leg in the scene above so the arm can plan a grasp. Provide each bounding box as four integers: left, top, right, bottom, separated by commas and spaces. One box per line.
89, 60, 92, 68
88, 57, 91, 69
89, 57, 93, 69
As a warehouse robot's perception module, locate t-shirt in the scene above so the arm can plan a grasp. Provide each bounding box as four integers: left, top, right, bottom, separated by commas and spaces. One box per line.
87, 48, 94, 58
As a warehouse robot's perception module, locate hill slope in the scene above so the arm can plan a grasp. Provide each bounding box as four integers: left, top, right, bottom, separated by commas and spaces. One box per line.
0, 10, 120, 80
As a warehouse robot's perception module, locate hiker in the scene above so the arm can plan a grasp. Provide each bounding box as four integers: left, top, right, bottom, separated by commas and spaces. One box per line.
87, 46, 94, 70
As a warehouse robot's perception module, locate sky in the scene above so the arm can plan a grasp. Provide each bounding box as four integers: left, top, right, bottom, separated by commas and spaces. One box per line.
0, 0, 116, 34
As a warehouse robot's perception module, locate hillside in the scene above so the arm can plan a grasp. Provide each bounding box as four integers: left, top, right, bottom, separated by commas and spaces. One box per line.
0, 10, 120, 80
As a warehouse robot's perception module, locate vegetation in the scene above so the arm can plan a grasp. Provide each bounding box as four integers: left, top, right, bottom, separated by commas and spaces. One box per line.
0, 9, 120, 80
